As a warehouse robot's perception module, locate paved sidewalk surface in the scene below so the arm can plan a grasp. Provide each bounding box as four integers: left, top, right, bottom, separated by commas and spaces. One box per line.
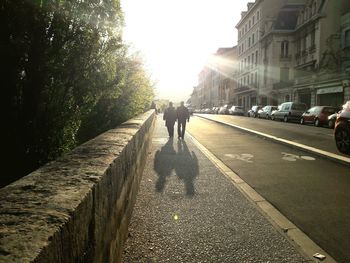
122, 116, 306, 263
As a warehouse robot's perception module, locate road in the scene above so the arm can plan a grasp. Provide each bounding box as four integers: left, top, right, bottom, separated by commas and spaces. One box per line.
196, 113, 343, 157
187, 115, 350, 263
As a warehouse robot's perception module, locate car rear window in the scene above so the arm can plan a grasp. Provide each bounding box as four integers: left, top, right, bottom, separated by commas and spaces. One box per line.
292, 103, 307, 111
322, 107, 337, 114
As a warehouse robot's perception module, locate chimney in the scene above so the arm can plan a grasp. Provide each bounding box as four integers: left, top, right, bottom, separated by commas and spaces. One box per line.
247, 2, 254, 10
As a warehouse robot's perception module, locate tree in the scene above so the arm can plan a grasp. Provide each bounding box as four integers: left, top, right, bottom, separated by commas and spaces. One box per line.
0, 0, 154, 187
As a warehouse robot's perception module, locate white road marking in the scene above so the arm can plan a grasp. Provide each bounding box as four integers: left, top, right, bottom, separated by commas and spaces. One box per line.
225, 153, 254, 163
196, 115, 350, 166
281, 152, 316, 162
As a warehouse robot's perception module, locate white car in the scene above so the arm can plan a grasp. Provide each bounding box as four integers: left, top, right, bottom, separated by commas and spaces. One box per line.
229, 106, 245, 116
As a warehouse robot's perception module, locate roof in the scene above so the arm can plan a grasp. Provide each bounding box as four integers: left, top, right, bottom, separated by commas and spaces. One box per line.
273, 5, 305, 30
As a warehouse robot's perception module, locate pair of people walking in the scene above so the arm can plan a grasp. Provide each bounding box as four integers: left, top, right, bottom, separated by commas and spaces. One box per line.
163, 101, 190, 139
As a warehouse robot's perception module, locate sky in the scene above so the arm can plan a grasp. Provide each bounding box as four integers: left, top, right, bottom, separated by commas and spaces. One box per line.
120, 0, 251, 103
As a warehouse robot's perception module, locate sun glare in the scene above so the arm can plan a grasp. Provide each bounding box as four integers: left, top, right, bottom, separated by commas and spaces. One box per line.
121, 0, 251, 102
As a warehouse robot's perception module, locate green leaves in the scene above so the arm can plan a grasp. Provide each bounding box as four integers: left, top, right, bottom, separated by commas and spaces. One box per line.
1, 0, 154, 186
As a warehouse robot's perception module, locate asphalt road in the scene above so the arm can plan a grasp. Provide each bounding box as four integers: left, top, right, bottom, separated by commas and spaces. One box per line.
196, 113, 344, 157
187, 116, 350, 263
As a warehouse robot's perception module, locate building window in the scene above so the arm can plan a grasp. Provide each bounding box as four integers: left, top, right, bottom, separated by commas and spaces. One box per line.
280, 67, 290, 82
311, 28, 316, 46
252, 53, 255, 65
252, 33, 255, 44
345, 29, 350, 48
281, 41, 289, 58
248, 74, 250, 84
248, 37, 251, 47
312, 2, 316, 15
248, 56, 251, 66
257, 11, 260, 20
245, 24, 247, 32
301, 11, 304, 23
249, 20, 251, 28
255, 50, 258, 64
302, 36, 307, 51
296, 38, 301, 53
253, 15, 255, 24
255, 72, 258, 84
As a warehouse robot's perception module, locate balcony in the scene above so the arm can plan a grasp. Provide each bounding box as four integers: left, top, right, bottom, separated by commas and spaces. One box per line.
302, 50, 308, 57
309, 44, 316, 53
272, 81, 294, 90
234, 84, 257, 93
280, 55, 292, 62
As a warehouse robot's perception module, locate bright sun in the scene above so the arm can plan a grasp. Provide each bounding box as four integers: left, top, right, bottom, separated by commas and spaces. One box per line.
121, 0, 250, 102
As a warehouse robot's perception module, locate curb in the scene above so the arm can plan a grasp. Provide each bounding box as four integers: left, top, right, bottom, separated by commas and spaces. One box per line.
196, 114, 350, 167
187, 131, 337, 263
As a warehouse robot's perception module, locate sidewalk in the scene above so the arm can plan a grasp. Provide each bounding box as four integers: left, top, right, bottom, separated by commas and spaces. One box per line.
122, 116, 306, 263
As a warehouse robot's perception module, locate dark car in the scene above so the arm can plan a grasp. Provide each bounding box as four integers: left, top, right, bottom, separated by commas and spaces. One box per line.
247, 105, 262, 118
273, 101, 307, 122
334, 101, 350, 154
300, 106, 339, 127
257, 105, 278, 119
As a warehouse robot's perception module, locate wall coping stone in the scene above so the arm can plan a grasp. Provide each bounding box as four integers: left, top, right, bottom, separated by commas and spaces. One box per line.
0, 110, 156, 263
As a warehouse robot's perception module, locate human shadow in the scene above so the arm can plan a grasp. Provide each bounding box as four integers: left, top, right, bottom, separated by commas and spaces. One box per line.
154, 138, 176, 192
154, 138, 199, 197
175, 140, 199, 196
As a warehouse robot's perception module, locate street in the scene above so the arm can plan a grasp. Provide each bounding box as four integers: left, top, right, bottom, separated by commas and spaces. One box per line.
187, 115, 350, 263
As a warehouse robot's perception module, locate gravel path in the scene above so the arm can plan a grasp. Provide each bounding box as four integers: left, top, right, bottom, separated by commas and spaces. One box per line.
122, 116, 306, 263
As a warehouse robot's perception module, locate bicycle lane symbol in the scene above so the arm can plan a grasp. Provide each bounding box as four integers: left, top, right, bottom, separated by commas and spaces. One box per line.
225, 153, 254, 163
281, 152, 316, 162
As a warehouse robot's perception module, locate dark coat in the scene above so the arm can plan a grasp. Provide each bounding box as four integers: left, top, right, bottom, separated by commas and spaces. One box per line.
163, 106, 177, 127
176, 106, 190, 122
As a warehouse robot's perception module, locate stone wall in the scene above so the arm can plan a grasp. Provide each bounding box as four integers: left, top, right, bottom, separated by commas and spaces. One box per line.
0, 110, 156, 263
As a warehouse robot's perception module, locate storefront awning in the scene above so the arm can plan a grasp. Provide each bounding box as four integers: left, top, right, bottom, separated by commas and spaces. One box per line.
316, 86, 343, 95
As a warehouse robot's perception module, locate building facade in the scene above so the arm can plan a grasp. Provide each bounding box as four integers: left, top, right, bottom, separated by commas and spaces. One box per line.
235, 0, 297, 111
191, 0, 350, 110
258, 0, 350, 108
191, 46, 238, 109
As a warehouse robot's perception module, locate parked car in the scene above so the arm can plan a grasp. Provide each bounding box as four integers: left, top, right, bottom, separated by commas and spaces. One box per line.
247, 105, 262, 118
334, 101, 350, 154
229, 106, 245, 116
300, 106, 340, 127
270, 106, 280, 120
272, 101, 307, 122
257, 105, 278, 119
328, 113, 338, 129
218, 104, 232, 115
212, 107, 219, 114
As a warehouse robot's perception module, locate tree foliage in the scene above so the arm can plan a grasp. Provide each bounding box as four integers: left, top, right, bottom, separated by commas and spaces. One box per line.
0, 0, 154, 186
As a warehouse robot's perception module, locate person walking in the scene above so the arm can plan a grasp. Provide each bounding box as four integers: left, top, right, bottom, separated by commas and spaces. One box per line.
150, 101, 158, 114
163, 102, 177, 137
176, 101, 190, 140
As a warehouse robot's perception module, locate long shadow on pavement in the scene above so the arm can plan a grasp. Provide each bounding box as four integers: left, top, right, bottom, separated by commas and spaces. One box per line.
154, 138, 198, 196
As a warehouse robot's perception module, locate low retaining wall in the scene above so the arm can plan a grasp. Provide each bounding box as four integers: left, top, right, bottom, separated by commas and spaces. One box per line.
0, 110, 156, 263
